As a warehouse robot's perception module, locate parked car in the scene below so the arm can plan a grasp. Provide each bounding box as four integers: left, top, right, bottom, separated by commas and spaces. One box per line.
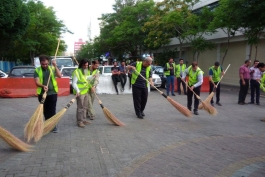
8, 66, 36, 78
151, 65, 162, 71
153, 67, 167, 88
0, 69, 8, 78
60, 66, 77, 93
98, 66, 161, 88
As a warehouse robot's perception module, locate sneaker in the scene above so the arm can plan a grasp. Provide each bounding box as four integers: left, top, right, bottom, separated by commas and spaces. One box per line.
141, 112, 145, 116
194, 111, 199, 115
52, 126, 58, 133
90, 116, 95, 120
172, 93, 176, 96
216, 102, 222, 106
136, 113, 143, 119
256, 103, 260, 105
78, 122, 85, 128
248, 102, 254, 104
83, 120, 91, 125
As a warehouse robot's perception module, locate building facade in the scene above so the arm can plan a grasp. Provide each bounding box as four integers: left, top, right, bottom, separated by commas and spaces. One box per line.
74, 39, 86, 56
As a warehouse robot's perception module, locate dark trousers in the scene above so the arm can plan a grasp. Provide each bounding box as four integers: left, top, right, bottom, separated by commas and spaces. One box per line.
38, 94, 57, 120
132, 85, 148, 115
120, 73, 127, 89
128, 73, 132, 88
187, 86, 201, 111
238, 79, 249, 103
177, 77, 187, 94
112, 75, 120, 93
166, 75, 175, 94
250, 79, 260, 103
209, 81, 221, 103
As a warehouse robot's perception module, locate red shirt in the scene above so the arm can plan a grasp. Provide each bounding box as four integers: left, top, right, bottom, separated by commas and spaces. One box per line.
239, 64, 250, 79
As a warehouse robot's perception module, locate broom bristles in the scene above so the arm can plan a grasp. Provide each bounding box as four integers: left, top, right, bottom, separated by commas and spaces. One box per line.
0, 126, 33, 152
166, 97, 192, 117
199, 92, 214, 109
102, 107, 124, 126
24, 104, 43, 142
33, 114, 44, 142
43, 98, 76, 136
43, 109, 67, 135
201, 101, 218, 116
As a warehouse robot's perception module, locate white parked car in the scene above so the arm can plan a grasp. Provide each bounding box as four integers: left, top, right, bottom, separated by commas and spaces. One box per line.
98, 65, 161, 88
0, 69, 8, 78
60, 66, 77, 92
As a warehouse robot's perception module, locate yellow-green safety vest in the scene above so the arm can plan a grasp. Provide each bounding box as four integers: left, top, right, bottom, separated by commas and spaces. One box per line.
175, 64, 186, 77
209, 66, 221, 82
187, 66, 204, 86
131, 62, 151, 87
260, 73, 265, 92
89, 69, 99, 88
72, 68, 90, 95
164, 63, 175, 76
36, 66, 58, 94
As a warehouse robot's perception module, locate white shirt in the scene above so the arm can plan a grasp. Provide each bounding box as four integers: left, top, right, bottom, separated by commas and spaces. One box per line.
182, 68, 203, 88
250, 66, 262, 80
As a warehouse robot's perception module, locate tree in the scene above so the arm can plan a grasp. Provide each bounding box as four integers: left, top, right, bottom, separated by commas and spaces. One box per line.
209, 0, 239, 65
98, 0, 155, 60
0, 0, 30, 58
12, 0, 71, 64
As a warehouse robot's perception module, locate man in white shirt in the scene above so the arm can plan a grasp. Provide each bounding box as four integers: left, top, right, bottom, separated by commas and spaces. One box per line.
182, 61, 203, 115
249, 60, 261, 105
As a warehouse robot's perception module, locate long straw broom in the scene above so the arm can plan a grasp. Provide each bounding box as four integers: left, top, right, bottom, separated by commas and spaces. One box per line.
73, 58, 124, 125
133, 69, 192, 117
183, 80, 217, 116
198, 64, 230, 109
24, 39, 61, 142
43, 97, 76, 135
0, 125, 33, 152
94, 93, 124, 126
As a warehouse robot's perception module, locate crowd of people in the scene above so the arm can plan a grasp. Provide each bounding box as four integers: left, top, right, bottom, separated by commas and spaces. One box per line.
33, 55, 265, 131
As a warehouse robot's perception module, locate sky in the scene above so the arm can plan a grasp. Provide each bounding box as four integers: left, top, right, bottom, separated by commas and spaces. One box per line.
41, 0, 116, 53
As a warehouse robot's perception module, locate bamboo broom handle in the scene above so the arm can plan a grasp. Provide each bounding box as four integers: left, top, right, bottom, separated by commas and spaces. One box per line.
215, 64, 231, 87
182, 79, 202, 100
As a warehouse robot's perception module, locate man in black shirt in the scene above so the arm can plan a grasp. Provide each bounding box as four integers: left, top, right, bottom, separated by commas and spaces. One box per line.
127, 57, 153, 119
111, 61, 121, 95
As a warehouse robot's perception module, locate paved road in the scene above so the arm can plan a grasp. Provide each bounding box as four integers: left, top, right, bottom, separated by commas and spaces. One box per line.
0, 88, 265, 177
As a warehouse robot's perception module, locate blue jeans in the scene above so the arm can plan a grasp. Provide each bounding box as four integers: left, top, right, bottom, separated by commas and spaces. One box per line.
166, 75, 175, 94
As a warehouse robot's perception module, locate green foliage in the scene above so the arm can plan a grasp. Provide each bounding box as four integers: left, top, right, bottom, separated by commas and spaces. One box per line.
12, 0, 70, 64
97, 0, 155, 60
0, 0, 30, 58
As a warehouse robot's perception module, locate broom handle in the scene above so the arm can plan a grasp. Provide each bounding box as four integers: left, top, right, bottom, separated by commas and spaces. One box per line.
182, 79, 202, 100
132, 69, 164, 95
43, 39, 60, 92
215, 64, 230, 87
73, 56, 79, 66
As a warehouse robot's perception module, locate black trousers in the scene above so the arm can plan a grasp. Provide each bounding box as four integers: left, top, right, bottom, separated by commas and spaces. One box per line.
120, 73, 127, 89
177, 77, 187, 94
38, 94, 57, 120
112, 75, 121, 93
132, 85, 148, 115
238, 79, 249, 103
209, 81, 221, 103
187, 86, 201, 111
128, 73, 132, 88
250, 79, 260, 103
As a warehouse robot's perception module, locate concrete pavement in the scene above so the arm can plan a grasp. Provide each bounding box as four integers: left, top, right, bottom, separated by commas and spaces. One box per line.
0, 87, 265, 177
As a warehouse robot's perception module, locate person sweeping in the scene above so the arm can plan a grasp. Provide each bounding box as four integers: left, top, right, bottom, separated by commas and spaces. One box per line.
87, 60, 100, 120
209, 62, 224, 106
34, 55, 62, 133
256, 63, 265, 121
72, 59, 91, 128
126, 57, 154, 119
182, 61, 204, 115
